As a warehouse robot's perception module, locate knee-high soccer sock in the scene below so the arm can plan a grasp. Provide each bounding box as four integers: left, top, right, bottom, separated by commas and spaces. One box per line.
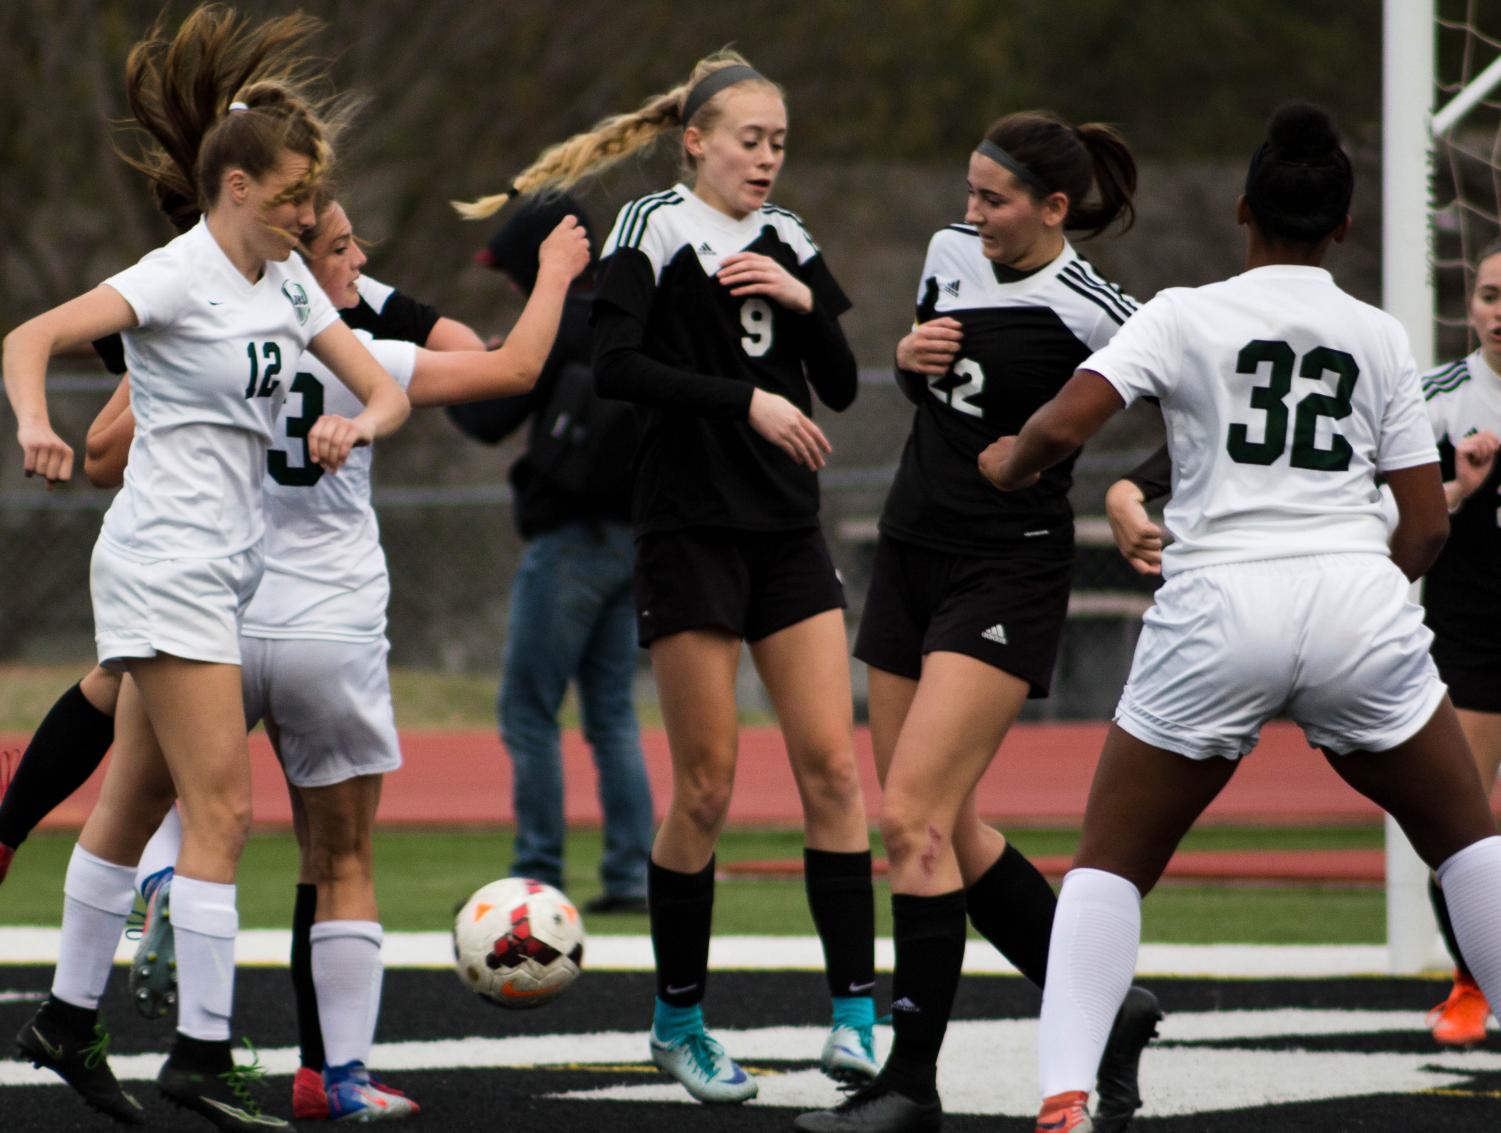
171, 876, 238, 1042
884, 890, 967, 1102
1038, 869, 1141, 1100
965, 841, 1057, 988
291, 884, 325, 1069
805, 848, 877, 1010
1436, 836, 1501, 1010
51, 845, 136, 1009
1429, 874, 1472, 979
649, 857, 714, 1036
135, 807, 182, 900
0, 683, 114, 851
311, 921, 384, 1070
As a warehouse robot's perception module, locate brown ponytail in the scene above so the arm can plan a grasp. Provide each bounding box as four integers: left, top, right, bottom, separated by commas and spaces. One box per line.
982, 111, 1138, 240
453, 49, 782, 220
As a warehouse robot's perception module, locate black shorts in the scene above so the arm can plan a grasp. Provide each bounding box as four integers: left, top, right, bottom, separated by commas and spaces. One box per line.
853, 533, 1072, 698
1430, 633, 1501, 714
633, 525, 845, 647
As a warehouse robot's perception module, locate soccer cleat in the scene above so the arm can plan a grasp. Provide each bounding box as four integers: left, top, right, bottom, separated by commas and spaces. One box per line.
130, 876, 178, 1020
16, 1003, 146, 1125
820, 1021, 879, 1085
158, 1042, 291, 1130
649, 1025, 758, 1103
1427, 970, 1491, 1047
1093, 985, 1163, 1132
0, 842, 14, 886
293, 1065, 331, 1120
324, 1061, 420, 1122
793, 1078, 942, 1132
1036, 1090, 1093, 1133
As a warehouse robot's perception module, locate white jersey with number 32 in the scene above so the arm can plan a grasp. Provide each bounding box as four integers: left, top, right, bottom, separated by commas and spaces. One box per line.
1083, 264, 1438, 575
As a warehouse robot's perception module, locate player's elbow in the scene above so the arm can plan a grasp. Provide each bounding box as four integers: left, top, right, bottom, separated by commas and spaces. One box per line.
83, 448, 124, 489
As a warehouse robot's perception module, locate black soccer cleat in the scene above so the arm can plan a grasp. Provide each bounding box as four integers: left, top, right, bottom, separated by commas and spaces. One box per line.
158, 1042, 291, 1131
1093, 985, 1163, 1133
16, 1001, 146, 1125
793, 1077, 943, 1132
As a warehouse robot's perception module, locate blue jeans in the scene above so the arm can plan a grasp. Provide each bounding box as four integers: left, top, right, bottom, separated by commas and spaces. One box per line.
500, 521, 653, 897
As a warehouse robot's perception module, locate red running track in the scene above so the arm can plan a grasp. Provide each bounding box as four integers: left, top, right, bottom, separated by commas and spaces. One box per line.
8, 718, 1427, 832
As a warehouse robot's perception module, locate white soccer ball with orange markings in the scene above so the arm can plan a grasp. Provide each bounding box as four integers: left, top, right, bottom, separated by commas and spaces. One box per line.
452, 877, 585, 1008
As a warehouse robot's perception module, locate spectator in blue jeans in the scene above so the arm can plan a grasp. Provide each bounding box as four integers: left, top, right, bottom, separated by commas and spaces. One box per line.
448, 195, 653, 913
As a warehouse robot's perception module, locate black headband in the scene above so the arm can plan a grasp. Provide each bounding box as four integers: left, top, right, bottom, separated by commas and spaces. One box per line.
975, 139, 1053, 196
682, 64, 765, 126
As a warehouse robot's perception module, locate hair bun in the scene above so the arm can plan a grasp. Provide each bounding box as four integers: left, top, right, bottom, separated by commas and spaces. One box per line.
1266, 102, 1340, 162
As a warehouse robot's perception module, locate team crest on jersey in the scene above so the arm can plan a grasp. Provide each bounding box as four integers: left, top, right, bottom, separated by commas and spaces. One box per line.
282, 281, 310, 326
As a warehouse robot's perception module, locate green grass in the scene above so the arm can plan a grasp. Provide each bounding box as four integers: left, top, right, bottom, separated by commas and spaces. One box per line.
0, 826, 1385, 944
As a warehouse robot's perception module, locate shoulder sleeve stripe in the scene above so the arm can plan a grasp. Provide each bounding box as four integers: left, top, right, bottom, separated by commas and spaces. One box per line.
1059, 264, 1134, 324
620, 191, 684, 250
1422, 363, 1472, 400
945, 223, 978, 235
1069, 260, 1139, 311
1420, 358, 1467, 386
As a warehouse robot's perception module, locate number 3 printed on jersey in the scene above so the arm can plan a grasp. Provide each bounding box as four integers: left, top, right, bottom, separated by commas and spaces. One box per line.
1226, 339, 1359, 471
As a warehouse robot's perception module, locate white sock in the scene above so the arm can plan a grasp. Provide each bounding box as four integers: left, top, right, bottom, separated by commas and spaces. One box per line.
1038, 868, 1142, 1100
1437, 835, 1501, 1009
171, 875, 238, 1041
135, 807, 182, 897
52, 845, 137, 1010
311, 920, 384, 1069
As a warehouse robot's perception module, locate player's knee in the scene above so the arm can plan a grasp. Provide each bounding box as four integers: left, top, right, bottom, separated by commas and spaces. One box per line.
879, 803, 949, 871
672, 775, 733, 838
794, 746, 863, 812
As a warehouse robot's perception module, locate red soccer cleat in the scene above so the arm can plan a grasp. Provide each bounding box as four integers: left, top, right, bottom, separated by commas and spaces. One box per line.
1427, 970, 1490, 1047
292, 1065, 330, 1120
1037, 1090, 1093, 1133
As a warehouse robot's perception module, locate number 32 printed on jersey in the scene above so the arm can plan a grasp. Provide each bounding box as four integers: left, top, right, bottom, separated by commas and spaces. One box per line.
1226, 339, 1359, 472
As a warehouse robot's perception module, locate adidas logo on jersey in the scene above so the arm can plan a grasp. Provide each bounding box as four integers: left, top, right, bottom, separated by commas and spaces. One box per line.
697, 241, 715, 255
981, 624, 1008, 645
942, 278, 962, 298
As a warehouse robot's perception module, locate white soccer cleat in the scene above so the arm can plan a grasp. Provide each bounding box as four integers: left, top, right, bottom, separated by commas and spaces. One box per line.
649, 1026, 758, 1104
820, 1022, 879, 1084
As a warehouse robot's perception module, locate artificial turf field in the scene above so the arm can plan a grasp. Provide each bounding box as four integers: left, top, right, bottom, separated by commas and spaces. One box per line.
2, 965, 1499, 1131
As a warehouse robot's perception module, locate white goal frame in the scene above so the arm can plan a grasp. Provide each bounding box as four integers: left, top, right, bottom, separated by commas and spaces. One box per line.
1383, 0, 1501, 973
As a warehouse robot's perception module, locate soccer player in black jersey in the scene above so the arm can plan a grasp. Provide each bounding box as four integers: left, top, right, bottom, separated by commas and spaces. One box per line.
456, 50, 876, 1107
796, 112, 1158, 1133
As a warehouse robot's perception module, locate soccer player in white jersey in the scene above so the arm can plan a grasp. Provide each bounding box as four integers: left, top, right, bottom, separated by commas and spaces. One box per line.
980, 103, 1501, 1133
2, 9, 411, 1130
83, 197, 589, 1122
455, 51, 876, 1105
1414, 241, 1501, 1046
798, 112, 1156, 1133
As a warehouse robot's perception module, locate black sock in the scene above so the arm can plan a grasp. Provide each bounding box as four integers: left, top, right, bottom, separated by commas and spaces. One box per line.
170, 1032, 233, 1073
648, 856, 714, 1008
0, 682, 114, 849
291, 883, 325, 1070
964, 842, 1058, 988
1430, 874, 1471, 979
42, 995, 98, 1033
805, 848, 876, 999
884, 890, 967, 1102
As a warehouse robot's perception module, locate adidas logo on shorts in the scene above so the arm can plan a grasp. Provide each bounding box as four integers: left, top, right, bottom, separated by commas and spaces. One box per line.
981, 624, 1008, 645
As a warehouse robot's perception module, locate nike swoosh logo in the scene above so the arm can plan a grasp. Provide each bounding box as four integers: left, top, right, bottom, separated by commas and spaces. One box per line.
848, 981, 876, 994
665, 984, 698, 996
30, 1027, 63, 1061
499, 981, 550, 999
207, 300, 223, 306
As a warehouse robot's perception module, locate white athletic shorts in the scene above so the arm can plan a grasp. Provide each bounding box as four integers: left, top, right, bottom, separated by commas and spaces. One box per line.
239, 635, 402, 788
91, 537, 264, 669
1116, 553, 1447, 760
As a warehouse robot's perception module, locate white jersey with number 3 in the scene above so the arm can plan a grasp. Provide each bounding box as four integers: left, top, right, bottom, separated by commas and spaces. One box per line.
99, 219, 338, 559
1083, 264, 1437, 575
240, 331, 417, 642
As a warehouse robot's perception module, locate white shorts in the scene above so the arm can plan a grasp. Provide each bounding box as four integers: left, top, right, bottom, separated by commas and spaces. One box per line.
240, 635, 401, 788
91, 538, 264, 669
1117, 553, 1447, 760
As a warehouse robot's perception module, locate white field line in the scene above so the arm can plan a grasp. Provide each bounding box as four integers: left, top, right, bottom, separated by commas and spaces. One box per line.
0, 928, 1397, 978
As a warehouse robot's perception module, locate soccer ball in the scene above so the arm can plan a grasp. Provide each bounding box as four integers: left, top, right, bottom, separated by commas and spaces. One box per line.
452, 877, 585, 1008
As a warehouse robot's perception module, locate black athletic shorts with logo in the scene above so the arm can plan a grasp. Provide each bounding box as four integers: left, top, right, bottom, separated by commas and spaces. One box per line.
1430, 632, 1501, 714
634, 525, 845, 647
853, 532, 1072, 697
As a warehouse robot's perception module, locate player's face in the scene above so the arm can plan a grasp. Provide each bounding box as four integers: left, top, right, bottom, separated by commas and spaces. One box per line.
964, 151, 1066, 271
246, 150, 318, 261
305, 203, 366, 310
1469, 252, 1501, 369
687, 85, 787, 220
